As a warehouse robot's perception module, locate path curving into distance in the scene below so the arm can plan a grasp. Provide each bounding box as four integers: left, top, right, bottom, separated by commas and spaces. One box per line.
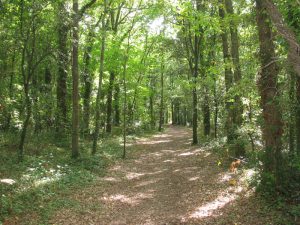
51, 126, 280, 225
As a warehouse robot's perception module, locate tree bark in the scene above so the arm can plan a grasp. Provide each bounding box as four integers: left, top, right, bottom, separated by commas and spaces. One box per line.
82, 35, 93, 135
256, 0, 284, 185
158, 57, 164, 132
106, 71, 115, 133
92, 2, 106, 154
71, 0, 79, 158
114, 82, 120, 126
289, 69, 295, 155
191, 22, 200, 144
219, 1, 234, 144
225, 0, 245, 157
56, 1, 69, 133
262, 0, 300, 78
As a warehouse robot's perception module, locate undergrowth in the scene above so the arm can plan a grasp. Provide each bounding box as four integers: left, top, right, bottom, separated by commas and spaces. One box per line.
0, 131, 126, 224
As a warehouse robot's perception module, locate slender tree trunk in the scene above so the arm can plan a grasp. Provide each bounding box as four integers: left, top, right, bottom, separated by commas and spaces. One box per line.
122, 36, 131, 159
149, 77, 155, 129
256, 0, 284, 185
203, 93, 210, 136
5, 53, 16, 130
19, 0, 34, 161
158, 60, 164, 132
114, 82, 120, 126
219, 2, 234, 145
71, 0, 80, 158
192, 35, 199, 144
296, 76, 300, 155
56, 1, 68, 133
171, 101, 175, 125
92, 3, 106, 154
213, 76, 218, 138
82, 38, 93, 135
289, 69, 295, 155
225, 0, 245, 157
44, 67, 53, 128
106, 71, 115, 133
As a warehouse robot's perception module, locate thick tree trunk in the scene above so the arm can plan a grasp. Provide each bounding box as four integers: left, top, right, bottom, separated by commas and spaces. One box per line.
106, 71, 115, 133
256, 0, 284, 185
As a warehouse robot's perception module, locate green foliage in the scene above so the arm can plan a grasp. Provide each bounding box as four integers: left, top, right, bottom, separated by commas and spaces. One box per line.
0, 134, 123, 223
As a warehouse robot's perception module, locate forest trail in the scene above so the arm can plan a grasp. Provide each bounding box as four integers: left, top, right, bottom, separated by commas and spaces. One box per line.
51, 126, 277, 225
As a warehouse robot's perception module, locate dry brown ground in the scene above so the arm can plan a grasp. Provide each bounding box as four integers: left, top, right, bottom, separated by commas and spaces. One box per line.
43, 126, 285, 225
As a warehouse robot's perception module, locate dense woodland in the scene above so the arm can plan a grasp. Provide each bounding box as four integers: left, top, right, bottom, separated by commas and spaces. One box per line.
1, 0, 300, 224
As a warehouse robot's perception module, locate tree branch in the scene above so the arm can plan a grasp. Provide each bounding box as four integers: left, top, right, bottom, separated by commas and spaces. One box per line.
79, 0, 97, 19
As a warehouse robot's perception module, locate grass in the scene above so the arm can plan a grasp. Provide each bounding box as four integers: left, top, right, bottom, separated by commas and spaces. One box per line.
0, 130, 126, 224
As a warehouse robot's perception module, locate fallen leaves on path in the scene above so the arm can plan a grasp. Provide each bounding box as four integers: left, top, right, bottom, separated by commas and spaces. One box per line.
28, 126, 287, 224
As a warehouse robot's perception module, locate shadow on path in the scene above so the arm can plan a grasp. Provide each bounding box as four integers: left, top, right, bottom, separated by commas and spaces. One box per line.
50, 126, 282, 225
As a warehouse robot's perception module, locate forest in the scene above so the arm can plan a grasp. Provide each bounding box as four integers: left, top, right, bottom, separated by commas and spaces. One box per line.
0, 0, 300, 224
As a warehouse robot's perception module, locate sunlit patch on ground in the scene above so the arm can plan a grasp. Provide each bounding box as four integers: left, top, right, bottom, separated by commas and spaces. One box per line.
178, 152, 194, 156
153, 134, 171, 138
134, 178, 161, 187
45, 126, 287, 225
240, 168, 257, 183
16, 162, 68, 191
188, 176, 199, 181
102, 191, 154, 206
218, 173, 232, 183
0, 178, 16, 185
203, 152, 211, 157
139, 139, 172, 145
163, 159, 176, 163
186, 186, 243, 220
101, 177, 120, 182
126, 172, 145, 180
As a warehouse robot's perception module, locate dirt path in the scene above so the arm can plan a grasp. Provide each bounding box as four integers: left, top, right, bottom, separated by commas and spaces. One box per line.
51, 126, 279, 225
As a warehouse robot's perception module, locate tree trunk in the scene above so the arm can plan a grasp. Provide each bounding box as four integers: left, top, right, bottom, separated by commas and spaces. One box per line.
225, 0, 245, 157
219, 2, 234, 145
296, 77, 300, 155
71, 0, 80, 158
203, 93, 210, 136
56, 1, 68, 133
44, 67, 53, 128
262, 0, 300, 78
114, 82, 120, 126
289, 69, 295, 155
82, 38, 93, 135
213, 75, 218, 138
256, 0, 284, 185
192, 34, 199, 145
106, 71, 115, 133
149, 77, 155, 129
158, 61, 164, 132
92, 2, 106, 154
